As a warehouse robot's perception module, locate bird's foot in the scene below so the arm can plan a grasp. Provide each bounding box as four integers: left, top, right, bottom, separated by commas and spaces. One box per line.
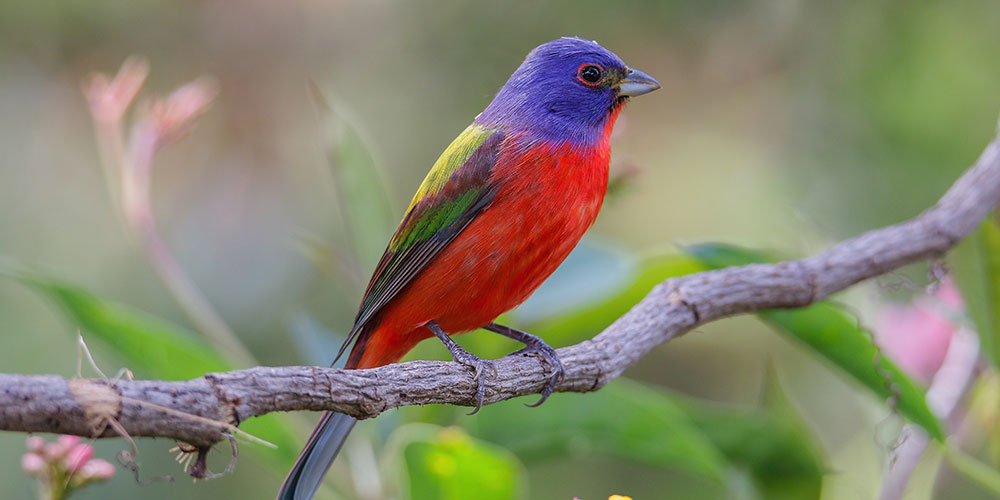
448, 348, 497, 415
427, 321, 497, 415
512, 338, 564, 407
485, 322, 564, 407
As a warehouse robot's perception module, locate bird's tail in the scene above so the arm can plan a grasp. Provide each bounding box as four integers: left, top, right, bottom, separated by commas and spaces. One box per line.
276, 411, 357, 500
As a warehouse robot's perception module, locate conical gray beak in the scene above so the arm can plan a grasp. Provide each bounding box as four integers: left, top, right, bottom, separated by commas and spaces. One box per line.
618, 67, 661, 97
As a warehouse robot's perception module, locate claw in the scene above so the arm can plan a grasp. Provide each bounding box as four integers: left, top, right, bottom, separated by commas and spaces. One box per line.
515, 341, 564, 407
427, 321, 498, 414
459, 356, 496, 415
430, 320, 564, 414
486, 322, 565, 408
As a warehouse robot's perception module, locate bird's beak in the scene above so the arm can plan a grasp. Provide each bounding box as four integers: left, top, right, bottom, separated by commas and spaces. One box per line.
618, 67, 661, 97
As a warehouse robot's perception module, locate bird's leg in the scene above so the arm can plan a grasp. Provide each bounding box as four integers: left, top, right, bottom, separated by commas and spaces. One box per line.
484, 322, 564, 407
426, 320, 496, 415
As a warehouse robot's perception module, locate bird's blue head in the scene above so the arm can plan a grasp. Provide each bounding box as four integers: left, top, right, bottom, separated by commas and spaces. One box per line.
476, 37, 660, 144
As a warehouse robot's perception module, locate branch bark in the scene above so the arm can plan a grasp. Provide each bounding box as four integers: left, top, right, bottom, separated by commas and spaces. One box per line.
3, 117, 1000, 453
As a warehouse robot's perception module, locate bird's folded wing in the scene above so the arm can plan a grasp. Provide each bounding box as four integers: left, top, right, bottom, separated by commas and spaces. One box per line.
334, 124, 506, 362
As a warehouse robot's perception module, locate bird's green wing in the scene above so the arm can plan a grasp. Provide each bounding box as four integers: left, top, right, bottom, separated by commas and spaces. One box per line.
335, 124, 505, 362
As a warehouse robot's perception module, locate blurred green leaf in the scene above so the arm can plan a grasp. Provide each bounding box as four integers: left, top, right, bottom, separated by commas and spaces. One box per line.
686, 243, 945, 440
527, 253, 706, 342
952, 222, 994, 367
8, 270, 229, 380
1, 267, 303, 466
397, 426, 523, 500
679, 368, 825, 500
978, 216, 1000, 368
467, 378, 825, 499
467, 381, 728, 481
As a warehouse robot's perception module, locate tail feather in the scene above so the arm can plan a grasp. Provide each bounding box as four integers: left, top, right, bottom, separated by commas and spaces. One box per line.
277, 411, 357, 500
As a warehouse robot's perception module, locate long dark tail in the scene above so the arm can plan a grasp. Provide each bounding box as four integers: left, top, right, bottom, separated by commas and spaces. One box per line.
276, 411, 357, 500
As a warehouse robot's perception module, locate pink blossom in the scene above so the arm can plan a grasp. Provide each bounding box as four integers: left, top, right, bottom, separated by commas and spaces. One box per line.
22, 435, 116, 496
874, 279, 964, 384
79, 459, 116, 481
64, 443, 94, 473
43, 441, 67, 461
21, 453, 46, 476
139, 78, 218, 150
26, 436, 46, 453
83, 57, 149, 124
57, 435, 82, 450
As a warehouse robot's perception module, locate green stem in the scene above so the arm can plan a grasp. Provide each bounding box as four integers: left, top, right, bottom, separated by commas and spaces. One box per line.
943, 446, 1000, 496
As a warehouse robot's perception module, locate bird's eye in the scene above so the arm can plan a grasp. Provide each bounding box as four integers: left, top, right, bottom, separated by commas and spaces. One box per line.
577, 64, 604, 86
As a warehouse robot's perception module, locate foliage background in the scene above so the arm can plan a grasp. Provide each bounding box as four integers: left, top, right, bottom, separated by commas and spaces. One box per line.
1, 1, 1000, 499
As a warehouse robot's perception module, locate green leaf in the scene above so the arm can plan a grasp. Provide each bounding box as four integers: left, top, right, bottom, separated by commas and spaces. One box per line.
951, 220, 997, 368
679, 368, 826, 500
467, 381, 728, 481
526, 253, 706, 342
686, 243, 945, 440
466, 378, 826, 499
9, 270, 229, 380
979, 216, 1000, 367
2, 266, 304, 466
397, 425, 524, 500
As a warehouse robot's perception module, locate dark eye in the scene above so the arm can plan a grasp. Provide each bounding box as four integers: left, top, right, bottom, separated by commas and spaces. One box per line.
577, 64, 604, 86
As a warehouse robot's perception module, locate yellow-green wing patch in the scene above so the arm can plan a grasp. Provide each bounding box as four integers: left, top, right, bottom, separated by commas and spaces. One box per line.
335, 125, 505, 364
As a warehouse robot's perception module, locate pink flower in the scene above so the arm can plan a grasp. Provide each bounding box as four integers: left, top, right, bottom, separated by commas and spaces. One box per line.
83, 57, 149, 124
874, 279, 964, 384
26, 436, 46, 453
138, 78, 218, 150
21, 435, 116, 496
79, 459, 116, 481
21, 453, 46, 476
57, 435, 82, 450
43, 441, 67, 461
64, 443, 95, 473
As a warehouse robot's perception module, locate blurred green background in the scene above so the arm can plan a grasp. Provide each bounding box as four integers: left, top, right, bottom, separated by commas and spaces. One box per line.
2, 1, 1000, 499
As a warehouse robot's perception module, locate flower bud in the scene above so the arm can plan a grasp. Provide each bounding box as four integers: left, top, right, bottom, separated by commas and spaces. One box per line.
64, 443, 95, 473
79, 459, 116, 481
43, 442, 66, 461
58, 435, 82, 450
26, 436, 46, 453
21, 453, 46, 476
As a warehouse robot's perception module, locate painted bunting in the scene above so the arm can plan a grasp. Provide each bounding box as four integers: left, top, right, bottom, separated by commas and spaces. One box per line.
278, 37, 660, 500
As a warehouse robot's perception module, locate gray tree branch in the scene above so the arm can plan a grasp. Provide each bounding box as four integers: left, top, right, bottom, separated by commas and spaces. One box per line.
2, 117, 1000, 459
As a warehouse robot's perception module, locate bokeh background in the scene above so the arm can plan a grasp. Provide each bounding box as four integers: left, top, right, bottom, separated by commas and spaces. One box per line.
2, 1, 1000, 499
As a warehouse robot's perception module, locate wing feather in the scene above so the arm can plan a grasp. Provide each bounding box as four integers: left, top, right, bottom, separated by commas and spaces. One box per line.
334, 125, 505, 363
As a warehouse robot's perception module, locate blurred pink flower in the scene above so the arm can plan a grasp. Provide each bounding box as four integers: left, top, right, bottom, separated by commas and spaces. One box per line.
135, 77, 218, 151
64, 442, 94, 473
21, 436, 115, 499
83, 57, 149, 124
21, 453, 46, 475
43, 441, 68, 461
78, 459, 116, 481
874, 279, 964, 384
57, 435, 82, 450
26, 436, 46, 453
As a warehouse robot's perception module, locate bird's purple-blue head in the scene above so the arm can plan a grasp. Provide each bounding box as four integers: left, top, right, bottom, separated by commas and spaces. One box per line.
476, 37, 660, 144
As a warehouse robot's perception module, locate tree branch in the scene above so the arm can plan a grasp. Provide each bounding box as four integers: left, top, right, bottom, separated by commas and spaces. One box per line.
3, 117, 1000, 455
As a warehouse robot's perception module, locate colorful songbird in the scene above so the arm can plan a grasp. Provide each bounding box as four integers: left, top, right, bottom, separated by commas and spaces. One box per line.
278, 37, 660, 500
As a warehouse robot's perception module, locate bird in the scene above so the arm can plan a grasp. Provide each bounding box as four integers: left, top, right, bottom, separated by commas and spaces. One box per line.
277, 36, 660, 500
